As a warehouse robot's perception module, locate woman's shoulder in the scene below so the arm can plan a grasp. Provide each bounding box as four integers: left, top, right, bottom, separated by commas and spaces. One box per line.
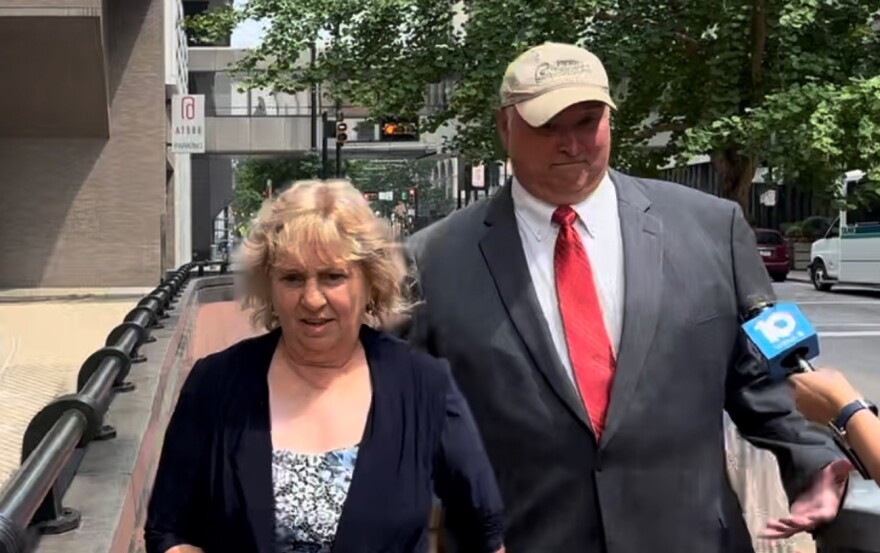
366, 327, 453, 391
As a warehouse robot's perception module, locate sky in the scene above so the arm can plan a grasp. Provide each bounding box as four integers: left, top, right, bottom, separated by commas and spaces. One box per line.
230, 0, 266, 48
228, 0, 336, 48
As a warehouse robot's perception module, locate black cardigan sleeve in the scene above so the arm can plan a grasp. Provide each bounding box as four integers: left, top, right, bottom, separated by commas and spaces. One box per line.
432, 363, 505, 553
144, 359, 212, 553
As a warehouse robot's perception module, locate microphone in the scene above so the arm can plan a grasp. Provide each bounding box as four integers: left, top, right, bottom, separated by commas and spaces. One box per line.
742, 299, 872, 479
740, 298, 819, 383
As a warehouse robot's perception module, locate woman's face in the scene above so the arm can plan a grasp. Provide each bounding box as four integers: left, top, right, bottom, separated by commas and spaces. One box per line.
269, 252, 369, 367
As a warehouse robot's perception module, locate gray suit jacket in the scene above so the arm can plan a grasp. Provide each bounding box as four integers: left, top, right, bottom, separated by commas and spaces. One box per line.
404, 170, 841, 553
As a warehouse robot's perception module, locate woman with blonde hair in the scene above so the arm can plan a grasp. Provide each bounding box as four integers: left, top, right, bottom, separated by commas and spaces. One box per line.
145, 179, 505, 553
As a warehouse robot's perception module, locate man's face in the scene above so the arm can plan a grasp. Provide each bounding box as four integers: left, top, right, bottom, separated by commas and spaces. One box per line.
498, 101, 612, 205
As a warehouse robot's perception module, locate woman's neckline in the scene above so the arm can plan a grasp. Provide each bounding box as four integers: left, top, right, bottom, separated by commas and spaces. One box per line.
272, 443, 360, 458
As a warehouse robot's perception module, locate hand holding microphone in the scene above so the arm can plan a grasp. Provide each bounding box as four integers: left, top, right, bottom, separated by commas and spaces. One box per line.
789, 368, 862, 424
741, 299, 876, 480
789, 369, 880, 487
739, 300, 858, 540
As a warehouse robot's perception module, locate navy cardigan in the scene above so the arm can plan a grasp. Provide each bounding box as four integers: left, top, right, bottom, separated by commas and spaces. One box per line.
144, 325, 504, 553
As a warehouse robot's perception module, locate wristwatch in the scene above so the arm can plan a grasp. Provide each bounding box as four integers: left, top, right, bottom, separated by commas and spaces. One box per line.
832, 398, 878, 434
828, 398, 878, 480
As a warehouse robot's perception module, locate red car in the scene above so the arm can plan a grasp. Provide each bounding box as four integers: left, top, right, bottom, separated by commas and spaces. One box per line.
754, 228, 790, 282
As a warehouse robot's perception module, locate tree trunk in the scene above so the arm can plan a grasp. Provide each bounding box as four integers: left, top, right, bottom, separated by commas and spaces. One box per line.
712, 149, 757, 223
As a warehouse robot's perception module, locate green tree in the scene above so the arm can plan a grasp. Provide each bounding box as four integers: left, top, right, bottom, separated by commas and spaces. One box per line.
232, 155, 454, 235
233, 156, 295, 231
596, 0, 880, 210
346, 159, 456, 223
231, 153, 334, 234
188, 0, 880, 213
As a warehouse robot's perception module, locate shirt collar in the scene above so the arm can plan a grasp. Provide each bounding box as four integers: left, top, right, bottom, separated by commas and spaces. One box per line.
511, 172, 616, 242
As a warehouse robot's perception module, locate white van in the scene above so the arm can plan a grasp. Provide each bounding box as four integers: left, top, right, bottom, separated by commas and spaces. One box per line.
810, 171, 880, 291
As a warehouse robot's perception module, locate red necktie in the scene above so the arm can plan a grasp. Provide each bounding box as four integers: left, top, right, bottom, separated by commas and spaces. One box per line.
553, 206, 616, 438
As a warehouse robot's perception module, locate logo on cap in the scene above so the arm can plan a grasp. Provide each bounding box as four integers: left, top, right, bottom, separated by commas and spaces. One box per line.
535, 60, 592, 85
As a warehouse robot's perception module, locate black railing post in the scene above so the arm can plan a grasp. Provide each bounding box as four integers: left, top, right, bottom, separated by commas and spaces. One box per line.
0, 261, 238, 550
0, 261, 203, 552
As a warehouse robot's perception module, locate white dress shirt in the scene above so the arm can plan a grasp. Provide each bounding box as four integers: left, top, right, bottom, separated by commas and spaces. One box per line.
510, 173, 625, 386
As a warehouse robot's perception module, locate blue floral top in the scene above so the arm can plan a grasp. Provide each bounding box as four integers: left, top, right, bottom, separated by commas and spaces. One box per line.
271, 445, 360, 553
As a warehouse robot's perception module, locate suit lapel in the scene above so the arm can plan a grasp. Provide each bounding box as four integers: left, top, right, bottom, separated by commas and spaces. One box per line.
600, 170, 664, 448
230, 330, 278, 553
479, 184, 591, 431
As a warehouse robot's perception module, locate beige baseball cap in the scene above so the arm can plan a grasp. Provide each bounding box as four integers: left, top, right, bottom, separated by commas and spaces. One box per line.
499, 42, 616, 127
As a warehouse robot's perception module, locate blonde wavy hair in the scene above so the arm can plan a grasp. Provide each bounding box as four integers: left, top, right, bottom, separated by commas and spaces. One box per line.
238, 179, 410, 330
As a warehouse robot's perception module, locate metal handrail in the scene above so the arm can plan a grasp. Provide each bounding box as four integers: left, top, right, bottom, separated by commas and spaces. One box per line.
0, 260, 226, 553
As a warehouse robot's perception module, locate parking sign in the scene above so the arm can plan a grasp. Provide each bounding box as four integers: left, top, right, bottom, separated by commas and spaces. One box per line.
171, 95, 205, 153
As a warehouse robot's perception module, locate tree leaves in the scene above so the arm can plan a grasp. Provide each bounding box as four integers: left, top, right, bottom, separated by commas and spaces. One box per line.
193, 0, 880, 211
231, 154, 455, 233
230, 154, 330, 234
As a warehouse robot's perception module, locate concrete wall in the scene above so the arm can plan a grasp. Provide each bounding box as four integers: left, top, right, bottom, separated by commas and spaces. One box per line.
0, 0, 170, 287
173, 153, 192, 267
0, 15, 109, 137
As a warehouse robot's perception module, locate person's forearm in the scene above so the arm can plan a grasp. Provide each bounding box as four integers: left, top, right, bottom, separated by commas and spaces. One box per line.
845, 409, 880, 486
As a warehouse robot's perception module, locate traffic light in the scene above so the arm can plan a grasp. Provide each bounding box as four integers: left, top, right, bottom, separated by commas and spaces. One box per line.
336, 120, 348, 144
408, 187, 417, 201
380, 120, 418, 141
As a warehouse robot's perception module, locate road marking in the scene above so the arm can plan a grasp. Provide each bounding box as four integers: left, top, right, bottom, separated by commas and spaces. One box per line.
819, 331, 880, 337
815, 323, 880, 327
796, 301, 880, 306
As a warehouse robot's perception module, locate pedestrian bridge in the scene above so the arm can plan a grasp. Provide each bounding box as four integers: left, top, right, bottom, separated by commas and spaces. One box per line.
0, 263, 875, 553
189, 47, 443, 160
202, 115, 440, 159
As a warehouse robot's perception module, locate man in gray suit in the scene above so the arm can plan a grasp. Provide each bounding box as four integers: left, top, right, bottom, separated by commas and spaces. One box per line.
405, 42, 849, 552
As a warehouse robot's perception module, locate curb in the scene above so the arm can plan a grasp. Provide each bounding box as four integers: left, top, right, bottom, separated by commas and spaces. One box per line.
0, 287, 154, 304
0, 293, 151, 304
786, 271, 812, 284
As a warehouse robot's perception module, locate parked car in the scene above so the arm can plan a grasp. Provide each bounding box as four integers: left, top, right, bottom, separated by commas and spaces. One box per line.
754, 228, 790, 282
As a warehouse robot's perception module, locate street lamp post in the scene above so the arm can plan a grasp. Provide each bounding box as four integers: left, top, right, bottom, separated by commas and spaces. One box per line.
335, 99, 343, 178
321, 111, 329, 179
309, 43, 317, 150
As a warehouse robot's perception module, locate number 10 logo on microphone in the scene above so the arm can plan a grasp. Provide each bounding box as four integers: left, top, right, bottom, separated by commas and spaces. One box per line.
741, 303, 820, 380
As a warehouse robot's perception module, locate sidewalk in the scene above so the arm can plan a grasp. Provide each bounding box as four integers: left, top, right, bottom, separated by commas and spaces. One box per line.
0, 297, 137, 487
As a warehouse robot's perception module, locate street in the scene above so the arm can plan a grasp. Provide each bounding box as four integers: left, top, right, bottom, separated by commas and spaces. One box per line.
775, 277, 880, 400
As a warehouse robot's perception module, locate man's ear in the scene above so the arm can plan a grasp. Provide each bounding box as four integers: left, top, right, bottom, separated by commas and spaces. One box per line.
495, 108, 510, 151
